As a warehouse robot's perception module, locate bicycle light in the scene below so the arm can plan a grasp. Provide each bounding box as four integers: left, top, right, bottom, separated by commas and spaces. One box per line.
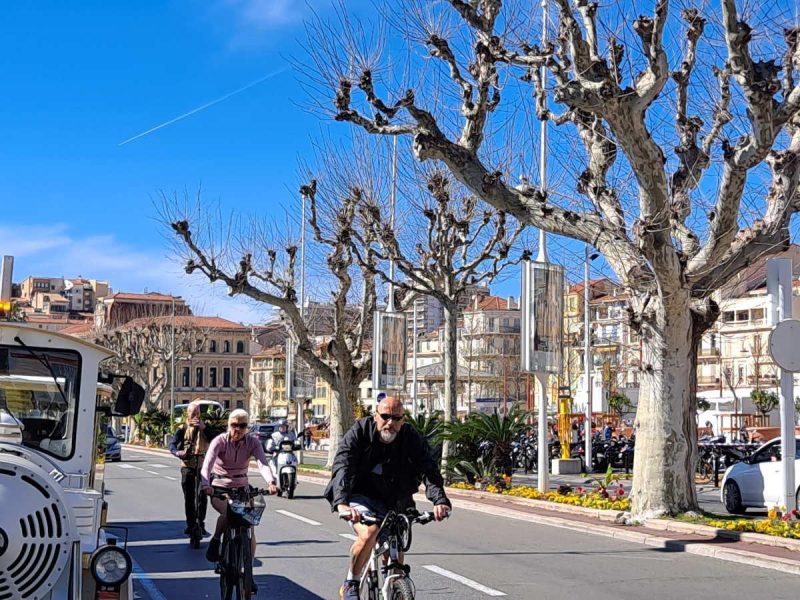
90, 543, 132, 586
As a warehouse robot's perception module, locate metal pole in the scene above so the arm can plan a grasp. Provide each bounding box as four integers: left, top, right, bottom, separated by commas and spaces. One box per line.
537, 372, 549, 492
534, 0, 550, 492
584, 245, 592, 472
388, 137, 398, 313
767, 258, 795, 511
170, 296, 175, 419
297, 192, 307, 464
536, 0, 549, 264
412, 299, 418, 417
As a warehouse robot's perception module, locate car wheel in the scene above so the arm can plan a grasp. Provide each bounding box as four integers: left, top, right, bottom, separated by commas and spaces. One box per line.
723, 480, 746, 514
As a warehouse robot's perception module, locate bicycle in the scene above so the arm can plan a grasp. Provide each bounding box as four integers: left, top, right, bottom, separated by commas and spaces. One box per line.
339, 508, 438, 600
212, 487, 269, 600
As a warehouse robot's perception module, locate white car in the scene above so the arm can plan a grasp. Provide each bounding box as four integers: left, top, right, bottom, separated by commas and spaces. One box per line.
720, 437, 800, 514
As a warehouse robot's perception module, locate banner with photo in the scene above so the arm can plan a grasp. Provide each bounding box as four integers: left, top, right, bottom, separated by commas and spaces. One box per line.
372, 310, 407, 390
521, 260, 564, 374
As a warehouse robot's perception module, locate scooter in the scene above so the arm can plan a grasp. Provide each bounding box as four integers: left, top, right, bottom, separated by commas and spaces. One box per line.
273, 438, 300, 499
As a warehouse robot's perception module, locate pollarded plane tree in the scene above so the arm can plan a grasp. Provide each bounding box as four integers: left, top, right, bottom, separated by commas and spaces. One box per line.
93, 316, 209, 436
166, 186, 378, 466
307, 0, 800, 518
351, 153, 527, 462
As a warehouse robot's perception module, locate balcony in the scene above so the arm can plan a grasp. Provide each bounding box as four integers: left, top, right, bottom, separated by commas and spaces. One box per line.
698, 347, 720, 358
697, 376, 720, 389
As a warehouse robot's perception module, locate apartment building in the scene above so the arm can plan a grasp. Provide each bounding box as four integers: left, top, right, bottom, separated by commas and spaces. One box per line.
19, 276, 65, 299
460, 295, 522, 412
250, 346, 288, 419
169, 316, 253, 411
563, 280, 641, 413
95, 292, 190, 329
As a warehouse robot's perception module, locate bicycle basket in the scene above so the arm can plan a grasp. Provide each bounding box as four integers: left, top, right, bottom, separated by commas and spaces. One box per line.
227, 494, 266, 527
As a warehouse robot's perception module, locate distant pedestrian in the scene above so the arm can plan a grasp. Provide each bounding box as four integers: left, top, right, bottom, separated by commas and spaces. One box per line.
304, 426, 313, 450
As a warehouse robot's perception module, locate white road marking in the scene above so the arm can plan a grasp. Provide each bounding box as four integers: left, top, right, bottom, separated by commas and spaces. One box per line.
132, 557, 169, 600
422, 565, 506, 597
274, 509, 321, 526
163, 476, 178, 481
119, 464, 142, 470
128, 538, 189, 547
148, 464, 170, 469
146, 470, 160, 475
339, 533, 357, 541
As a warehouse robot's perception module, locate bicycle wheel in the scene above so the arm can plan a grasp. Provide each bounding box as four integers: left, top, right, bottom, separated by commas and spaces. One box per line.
228, 535, 242, 600
218, 536, 235, 600
390, 577, 415, 600
241, 530, 254, 598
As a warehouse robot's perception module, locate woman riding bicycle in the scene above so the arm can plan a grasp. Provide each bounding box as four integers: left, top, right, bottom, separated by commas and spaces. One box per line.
201, 409, 278, 585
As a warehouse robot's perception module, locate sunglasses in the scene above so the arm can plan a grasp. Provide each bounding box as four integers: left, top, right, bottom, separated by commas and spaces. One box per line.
378, 413, 404, 423
230, 422, 249, 430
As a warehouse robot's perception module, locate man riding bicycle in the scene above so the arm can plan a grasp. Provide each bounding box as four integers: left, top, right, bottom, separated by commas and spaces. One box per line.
170, 400, 216, 536
201, 409, 278, 590
325, 396, 451, 600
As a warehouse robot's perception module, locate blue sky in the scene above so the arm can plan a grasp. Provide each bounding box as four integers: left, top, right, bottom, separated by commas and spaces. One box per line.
0, 1, 342, 323
2, 1, 798, 323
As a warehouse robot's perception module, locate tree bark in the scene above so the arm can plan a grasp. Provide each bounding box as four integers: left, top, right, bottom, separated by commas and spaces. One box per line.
630, 291, 699, 519
440, 301, 459, 471
325, 377, 357, 469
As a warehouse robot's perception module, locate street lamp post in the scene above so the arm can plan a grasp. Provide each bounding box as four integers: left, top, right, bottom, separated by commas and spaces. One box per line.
583, 245, 593, 471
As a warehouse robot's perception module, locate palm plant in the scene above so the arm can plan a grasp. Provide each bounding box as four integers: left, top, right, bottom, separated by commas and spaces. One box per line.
469, 408, 531, 476
406, 410, 445, 467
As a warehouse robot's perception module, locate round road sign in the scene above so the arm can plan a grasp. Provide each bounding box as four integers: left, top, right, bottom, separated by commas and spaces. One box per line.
768, 319, 800, 373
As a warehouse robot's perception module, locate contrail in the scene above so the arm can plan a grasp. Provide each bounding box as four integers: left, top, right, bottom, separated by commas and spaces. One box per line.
118, 67, 289, 146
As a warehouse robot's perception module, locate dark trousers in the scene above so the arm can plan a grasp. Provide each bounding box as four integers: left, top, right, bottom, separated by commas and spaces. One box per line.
181, 466, 208, 527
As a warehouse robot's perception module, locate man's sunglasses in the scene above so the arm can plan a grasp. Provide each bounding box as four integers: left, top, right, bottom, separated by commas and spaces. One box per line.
230, 422, 249, 429
378, 413, 404, 422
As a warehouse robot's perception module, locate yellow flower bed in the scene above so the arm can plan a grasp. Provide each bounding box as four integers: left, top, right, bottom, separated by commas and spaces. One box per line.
449, 482, 631, 511
701, 509, 800, 539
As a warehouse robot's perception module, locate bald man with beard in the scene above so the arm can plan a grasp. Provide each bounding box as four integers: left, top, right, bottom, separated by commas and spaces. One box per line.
325, 396, 451, 600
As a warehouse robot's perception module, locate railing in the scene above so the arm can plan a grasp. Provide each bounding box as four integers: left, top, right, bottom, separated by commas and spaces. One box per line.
698, 347, 720, 357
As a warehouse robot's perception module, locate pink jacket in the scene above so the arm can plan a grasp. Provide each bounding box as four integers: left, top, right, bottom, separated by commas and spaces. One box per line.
201, 433, 276, 489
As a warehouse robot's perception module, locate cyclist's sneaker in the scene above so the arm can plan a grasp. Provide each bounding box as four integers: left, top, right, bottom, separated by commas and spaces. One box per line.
205, 538, 221, 562
340, 579, 359, 600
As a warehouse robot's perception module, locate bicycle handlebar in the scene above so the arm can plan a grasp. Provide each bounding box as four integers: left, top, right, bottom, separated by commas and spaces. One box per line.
338, 510, 442, 526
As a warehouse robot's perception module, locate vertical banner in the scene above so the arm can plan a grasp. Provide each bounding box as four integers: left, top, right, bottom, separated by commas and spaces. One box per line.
372, 310, 407, 390
521, 260, 564, 374
285, 337, 315, 401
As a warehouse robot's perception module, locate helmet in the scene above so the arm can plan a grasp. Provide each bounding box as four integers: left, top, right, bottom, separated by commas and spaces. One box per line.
278, 419, 289, 428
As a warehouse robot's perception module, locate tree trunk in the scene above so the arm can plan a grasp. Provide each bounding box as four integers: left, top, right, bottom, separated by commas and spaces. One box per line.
440, 303, 458, 472
325, 378, 357, 469
630, 292, 699, 519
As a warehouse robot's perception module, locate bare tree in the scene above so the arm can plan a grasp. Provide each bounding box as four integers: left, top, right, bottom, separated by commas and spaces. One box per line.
93, 317, 208, 422
167, 185, 377, 466
308, 1, 800, 518
355, 168, 526, 462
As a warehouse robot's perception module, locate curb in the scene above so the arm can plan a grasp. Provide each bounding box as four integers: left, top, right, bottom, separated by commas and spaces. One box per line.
644, 517, 800, 553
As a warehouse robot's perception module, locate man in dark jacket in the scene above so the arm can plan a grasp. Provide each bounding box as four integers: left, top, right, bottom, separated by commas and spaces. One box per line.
325, 396, 451, 600
169, 400, 216, 535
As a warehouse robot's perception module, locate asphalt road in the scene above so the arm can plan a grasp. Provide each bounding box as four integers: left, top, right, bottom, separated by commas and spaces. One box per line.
108, 448, 794, 600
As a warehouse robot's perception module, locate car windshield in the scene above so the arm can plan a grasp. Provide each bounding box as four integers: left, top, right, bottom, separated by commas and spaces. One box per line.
0, 345, 81, 459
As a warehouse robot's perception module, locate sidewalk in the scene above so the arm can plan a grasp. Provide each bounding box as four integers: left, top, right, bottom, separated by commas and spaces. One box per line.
124, 444, 800, 575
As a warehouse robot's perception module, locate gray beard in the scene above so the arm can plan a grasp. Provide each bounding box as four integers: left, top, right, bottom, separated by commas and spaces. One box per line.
379, 429, 398, 444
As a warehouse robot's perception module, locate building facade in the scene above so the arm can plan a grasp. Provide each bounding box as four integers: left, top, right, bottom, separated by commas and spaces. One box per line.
250, 346, 288, 420
95, 292, 190, 329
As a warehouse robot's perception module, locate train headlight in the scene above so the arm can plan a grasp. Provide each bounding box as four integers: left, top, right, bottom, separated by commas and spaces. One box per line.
90, 544, 132, 586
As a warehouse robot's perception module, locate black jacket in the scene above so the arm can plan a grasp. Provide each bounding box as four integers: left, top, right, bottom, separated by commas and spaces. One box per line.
324, 416, 450, 510
169, 424, 216, 468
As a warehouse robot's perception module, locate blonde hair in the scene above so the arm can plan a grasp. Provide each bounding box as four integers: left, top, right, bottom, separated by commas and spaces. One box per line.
228, 409, 249, 423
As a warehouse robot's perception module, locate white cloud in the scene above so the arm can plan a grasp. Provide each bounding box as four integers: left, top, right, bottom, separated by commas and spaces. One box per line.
0, 224, 72, 257
224, 0, 301, 29
4, 225, 276, 325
